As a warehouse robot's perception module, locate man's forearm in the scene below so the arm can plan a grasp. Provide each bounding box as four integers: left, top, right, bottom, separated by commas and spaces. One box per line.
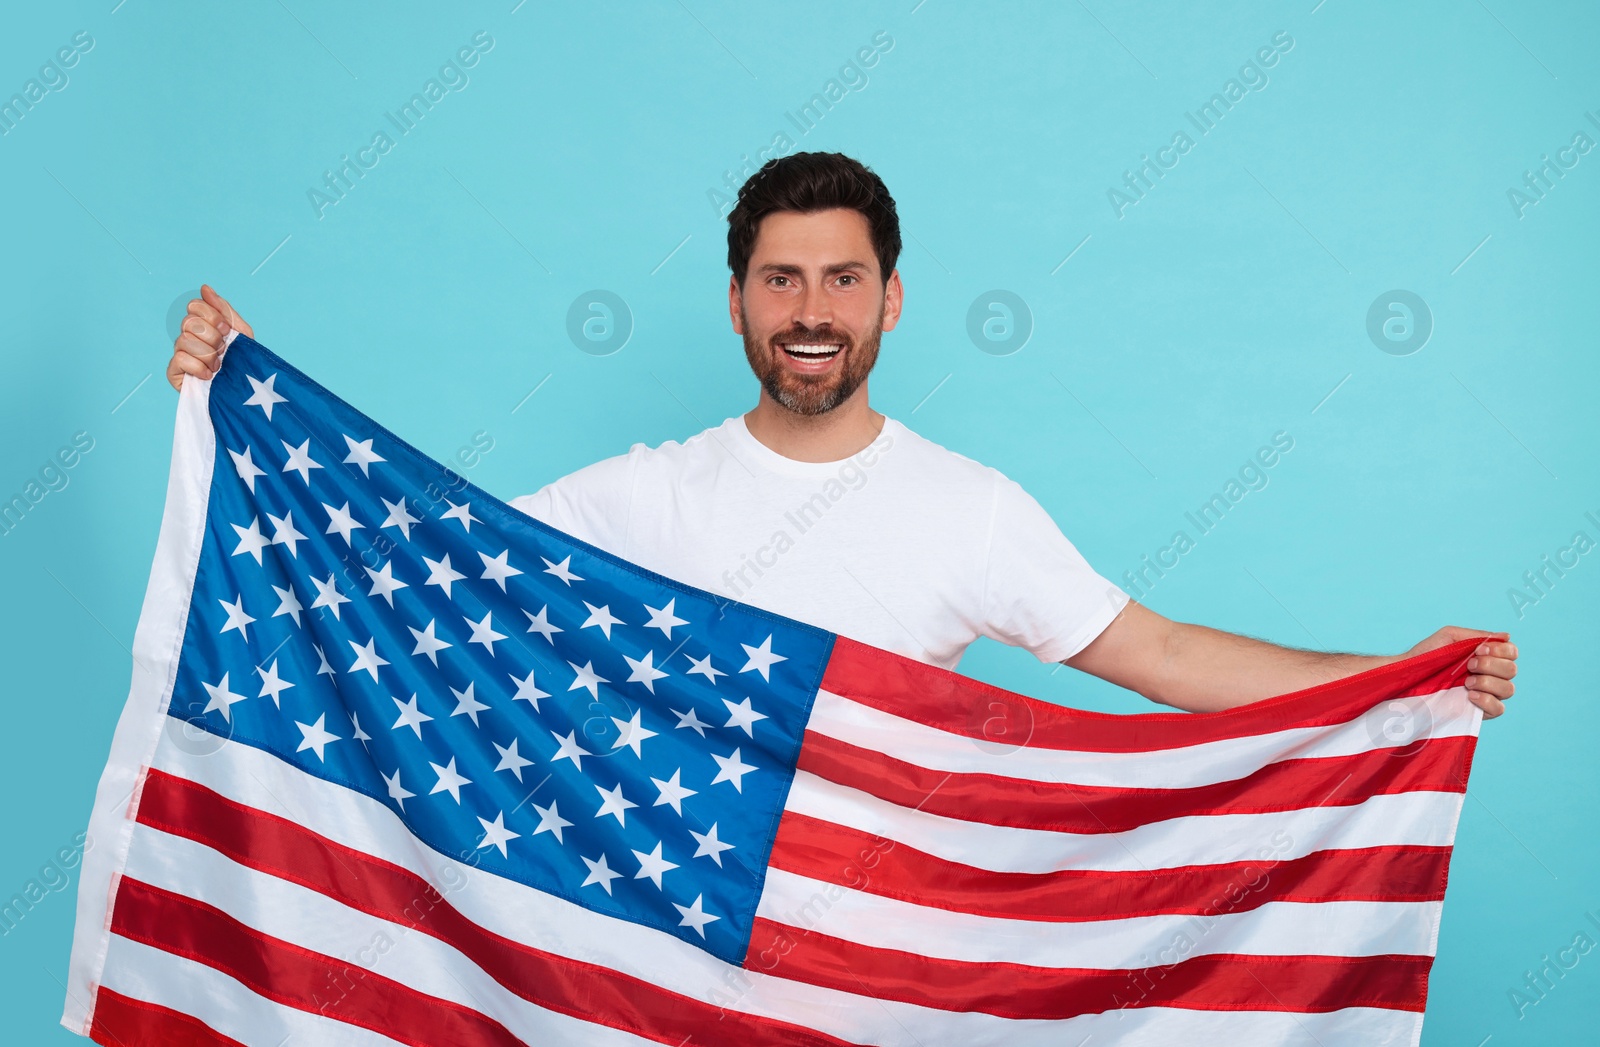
1151, 621, 1400, 713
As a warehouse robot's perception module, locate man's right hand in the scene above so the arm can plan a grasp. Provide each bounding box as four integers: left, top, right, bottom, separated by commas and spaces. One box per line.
168, 284, 253, 391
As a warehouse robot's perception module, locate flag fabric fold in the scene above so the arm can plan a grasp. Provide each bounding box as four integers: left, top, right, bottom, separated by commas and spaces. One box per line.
63, 332, 1484, 1046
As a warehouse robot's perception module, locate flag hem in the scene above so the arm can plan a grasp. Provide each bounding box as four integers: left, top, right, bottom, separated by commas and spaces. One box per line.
61, 371, 217, 1035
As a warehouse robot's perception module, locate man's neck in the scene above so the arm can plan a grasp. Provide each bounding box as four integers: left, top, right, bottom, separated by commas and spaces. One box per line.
743, 387, 886, 463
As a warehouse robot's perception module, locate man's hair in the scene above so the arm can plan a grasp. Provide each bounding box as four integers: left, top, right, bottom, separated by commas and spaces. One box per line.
726, 152, 902, 290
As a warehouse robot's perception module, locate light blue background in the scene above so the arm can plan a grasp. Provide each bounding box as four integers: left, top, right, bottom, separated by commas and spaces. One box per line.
2, 1, 1595, 1043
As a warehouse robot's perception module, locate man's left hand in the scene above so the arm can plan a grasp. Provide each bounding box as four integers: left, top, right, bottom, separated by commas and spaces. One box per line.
1406, 627, 1517, 719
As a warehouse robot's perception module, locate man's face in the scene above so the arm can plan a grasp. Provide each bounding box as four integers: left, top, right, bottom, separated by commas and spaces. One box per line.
730, 208, 902, 416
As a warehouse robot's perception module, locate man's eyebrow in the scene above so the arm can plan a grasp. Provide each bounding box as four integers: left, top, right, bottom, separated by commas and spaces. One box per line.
755, 260, 871, 276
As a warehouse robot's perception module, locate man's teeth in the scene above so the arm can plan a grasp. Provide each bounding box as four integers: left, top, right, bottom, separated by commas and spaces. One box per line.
783, 344, 843, 356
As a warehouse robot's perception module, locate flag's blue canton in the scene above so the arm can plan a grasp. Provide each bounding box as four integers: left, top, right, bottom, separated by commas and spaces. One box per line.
167, 336, 834, 963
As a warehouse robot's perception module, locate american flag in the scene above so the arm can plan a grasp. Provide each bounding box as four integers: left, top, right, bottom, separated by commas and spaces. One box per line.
64, 332, 1485, 1046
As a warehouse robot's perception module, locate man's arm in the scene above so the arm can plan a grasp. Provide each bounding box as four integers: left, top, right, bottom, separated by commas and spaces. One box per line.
1065, 600, 1518, 718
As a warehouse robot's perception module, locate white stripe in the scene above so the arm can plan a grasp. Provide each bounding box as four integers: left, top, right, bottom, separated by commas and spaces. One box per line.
97, 934, 407, 1046
135, 739, 1429, 1046
119, 825, 657, 1046
758, 868, 1442, 967
809, 685, 1475, 789
63, 372, 217, 1036
786, 769, 1463, 874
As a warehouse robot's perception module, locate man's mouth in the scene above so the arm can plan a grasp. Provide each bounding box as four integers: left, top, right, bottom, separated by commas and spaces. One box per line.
778, 342, 844, 364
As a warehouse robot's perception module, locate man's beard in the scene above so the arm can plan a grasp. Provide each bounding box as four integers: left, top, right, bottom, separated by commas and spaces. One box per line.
740, 303, 883, 417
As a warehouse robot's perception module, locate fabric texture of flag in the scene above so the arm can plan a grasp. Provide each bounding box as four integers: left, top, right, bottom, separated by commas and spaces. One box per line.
64, 332, 1486, 1046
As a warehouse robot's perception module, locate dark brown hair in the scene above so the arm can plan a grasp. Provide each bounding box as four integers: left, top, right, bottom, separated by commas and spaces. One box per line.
726, 152, 902, 289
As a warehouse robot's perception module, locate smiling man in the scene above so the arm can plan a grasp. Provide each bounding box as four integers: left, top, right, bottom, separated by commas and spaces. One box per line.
167, 151, 1518, 717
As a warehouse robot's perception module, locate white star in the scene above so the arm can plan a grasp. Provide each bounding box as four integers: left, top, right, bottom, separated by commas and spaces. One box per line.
739, 635, 787, 681
672, 707, 711, 737
673, 894, 720, 938
294, 714, 340, 761
309, 573, 350, 620
509, 670, 549, 711
610, 709, 658, 758
580, 853, 623, 895
255, 659, 294, 707
594, 782, 638, 826
322, 501, 364, 545
382, 767, 415, 811
650, 769, 697, 815
441, 499, 480, 532
476, 811, 519, 858
271, 583, 303, 627
201, 672, 249, 722
350, 712, 372, 743
244, 373, 286, 419
280, 438, 323, 485
313, 642, 334, 676
218, 595, 255, 641
379, 496, 419, 540
642, 599, 689, 638
449, 682, 490, 726
231, 518, 271, 564
391, 693, 434, 739
428, 757, 472, 803
408, 619, 452, 666
523, 605, 563, 643
477, 549, 523, 591
267, 511, 307, 557
492, 738, 533, 781
566, 660, 608, 699
549, 729, 592, 771
580, 601, 624, 640
365, 560, 408, 607
463, 611, 506, 655
623, 650, 668, 694
722, 697, 769, 737
684, 653, 726, 685
531, 800, 573, 844
347, 637, 389, 682
229, 446, 266, 492
423, 553, 466, 598
632, 842, 679, 890
341, 434, 385, 477
689, 823, 735, 867
710, 747, 757, 793
542, 555, 583, 585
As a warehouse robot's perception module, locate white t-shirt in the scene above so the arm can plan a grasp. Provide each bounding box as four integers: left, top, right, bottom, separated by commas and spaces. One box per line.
508, 415, 1129, 671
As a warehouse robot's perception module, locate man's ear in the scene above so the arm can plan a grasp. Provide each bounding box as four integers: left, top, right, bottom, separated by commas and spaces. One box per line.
881, 268, 903, 333
728, 274, 745, 334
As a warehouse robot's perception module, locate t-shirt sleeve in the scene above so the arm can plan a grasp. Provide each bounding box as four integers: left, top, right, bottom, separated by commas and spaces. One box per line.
506, 449, 638, 558
980, 474, 1132, 663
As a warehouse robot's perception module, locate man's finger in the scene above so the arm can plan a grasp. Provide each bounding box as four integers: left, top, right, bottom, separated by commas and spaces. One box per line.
167, 352, 213, 390
1475, 640, 1517, 661
1468, 655, 1517, 681
181, 315, 226, 349
186, 298, 229, 331
1465, 674, 1513, 700
1469, 693, 1505, 718
176, 332, 223, 370
200, 284, 249, 335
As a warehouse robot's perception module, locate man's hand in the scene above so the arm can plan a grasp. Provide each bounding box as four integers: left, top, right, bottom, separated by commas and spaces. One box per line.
1404, 626, 1517, 719
167, 284, 253, 391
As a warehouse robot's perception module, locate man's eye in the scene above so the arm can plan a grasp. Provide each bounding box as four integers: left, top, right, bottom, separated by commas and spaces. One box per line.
838, 275, 856, 286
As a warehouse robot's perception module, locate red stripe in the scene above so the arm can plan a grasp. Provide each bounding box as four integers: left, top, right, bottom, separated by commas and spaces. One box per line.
820, 634, 1483, 753
134, 768, 857, 1047
90, 987, 247, 1047
797, 731, 1473, 834
110, 877, 524, 1047
769, 812, 1453, 922
748, 918, 1432, 1019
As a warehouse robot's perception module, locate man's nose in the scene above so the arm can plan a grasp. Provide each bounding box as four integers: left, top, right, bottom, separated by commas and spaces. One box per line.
795, 281, 833, 332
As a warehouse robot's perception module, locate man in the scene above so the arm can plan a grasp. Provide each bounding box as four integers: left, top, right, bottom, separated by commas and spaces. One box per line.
167, 151, 1517, 718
